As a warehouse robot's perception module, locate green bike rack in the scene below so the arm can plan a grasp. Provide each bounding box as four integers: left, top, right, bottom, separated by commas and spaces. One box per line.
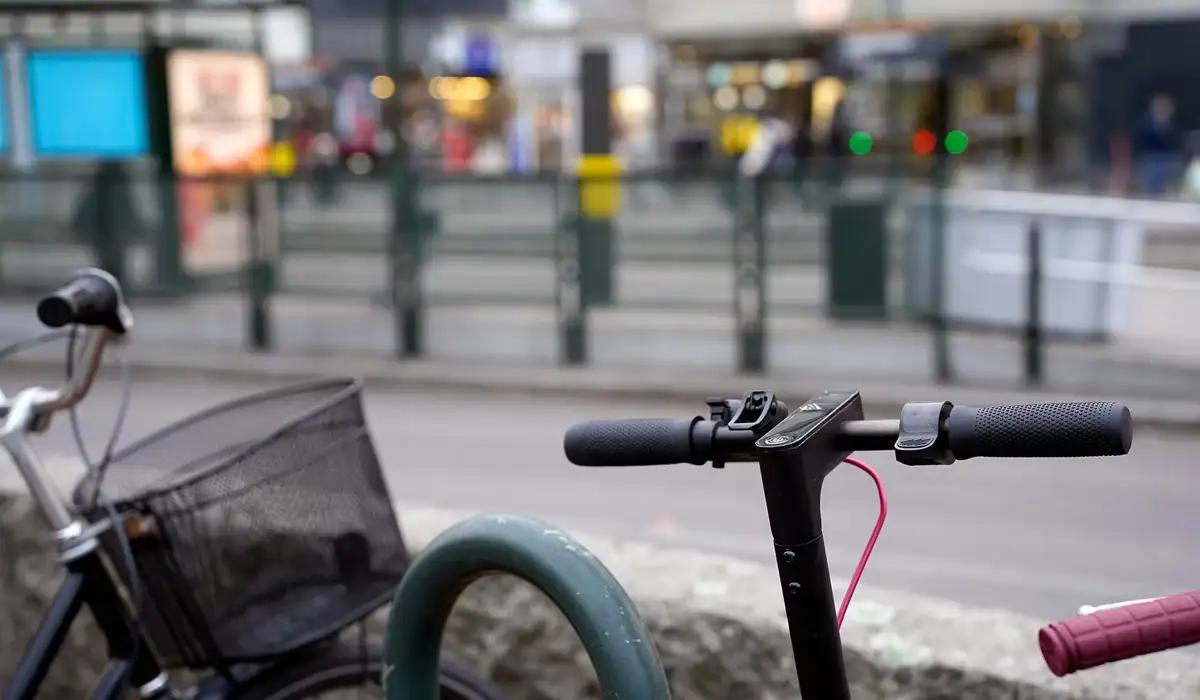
384, 514, 670, 699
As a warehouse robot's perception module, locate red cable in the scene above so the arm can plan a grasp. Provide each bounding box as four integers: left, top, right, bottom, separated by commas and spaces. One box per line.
837, 456, 888, 628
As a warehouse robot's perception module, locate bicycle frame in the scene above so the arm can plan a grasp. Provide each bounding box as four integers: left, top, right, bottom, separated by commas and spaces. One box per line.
5, 544, 167, 700
754, 390, 864, 700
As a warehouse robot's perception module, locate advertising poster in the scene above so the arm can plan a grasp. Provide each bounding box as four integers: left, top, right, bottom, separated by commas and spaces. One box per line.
27, 49, 149, 157
167, 50, 273, 275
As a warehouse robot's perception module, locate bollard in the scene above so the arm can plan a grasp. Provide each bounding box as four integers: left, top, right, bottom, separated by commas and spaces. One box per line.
577, 49, 618, 307
384, 515, 670, 700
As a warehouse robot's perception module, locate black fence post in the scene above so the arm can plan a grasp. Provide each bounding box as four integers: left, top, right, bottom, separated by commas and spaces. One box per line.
145, 45, 184, 293
558, 178, 587, 366
929, 156, 952, 383
245, 178, 272, 351
1025, 218, 1044, 385
735, 174, 767, 373
94, 163, 128, 285
391, 167, 423, 358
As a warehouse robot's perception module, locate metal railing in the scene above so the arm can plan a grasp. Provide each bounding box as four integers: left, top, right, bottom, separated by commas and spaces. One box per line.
2, 167, 1199, 397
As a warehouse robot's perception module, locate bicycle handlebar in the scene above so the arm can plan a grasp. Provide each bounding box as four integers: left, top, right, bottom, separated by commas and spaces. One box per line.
1039, 590, 1200, 676
36, 269, 131, 335
0, 269, 132, 531
563, 401, 1132, 467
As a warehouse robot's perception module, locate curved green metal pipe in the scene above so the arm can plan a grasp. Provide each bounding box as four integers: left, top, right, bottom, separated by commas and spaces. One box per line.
384, 514, 670, 699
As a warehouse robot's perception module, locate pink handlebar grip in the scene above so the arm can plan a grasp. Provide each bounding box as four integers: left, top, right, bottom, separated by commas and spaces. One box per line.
1039, 590, 1200, 676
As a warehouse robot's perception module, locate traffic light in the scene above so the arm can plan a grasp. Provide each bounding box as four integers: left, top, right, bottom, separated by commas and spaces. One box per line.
912, 129, 937, 156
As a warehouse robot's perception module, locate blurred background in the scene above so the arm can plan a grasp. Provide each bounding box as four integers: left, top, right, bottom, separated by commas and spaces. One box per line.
2, 0, 1200, 625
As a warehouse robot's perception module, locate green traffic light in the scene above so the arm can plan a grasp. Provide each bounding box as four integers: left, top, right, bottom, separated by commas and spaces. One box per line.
945, 130, 969, 155
849, 131, 873, 156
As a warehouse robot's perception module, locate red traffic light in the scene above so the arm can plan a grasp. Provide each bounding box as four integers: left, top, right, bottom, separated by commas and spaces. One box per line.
913, 129, 937, 156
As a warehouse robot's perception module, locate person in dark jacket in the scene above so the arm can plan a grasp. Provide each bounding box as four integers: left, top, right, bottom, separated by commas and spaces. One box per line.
1134, 94, 1182, 197
71, 162, 143, 283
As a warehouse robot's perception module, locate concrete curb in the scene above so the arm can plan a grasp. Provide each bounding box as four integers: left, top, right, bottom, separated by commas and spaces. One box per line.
394, 506, 1200, 700
8, 347, 1200, 431
5, 493, 1197, 699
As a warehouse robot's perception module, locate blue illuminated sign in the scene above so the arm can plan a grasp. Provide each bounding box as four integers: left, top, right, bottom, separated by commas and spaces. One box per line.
27, 49, 148, 158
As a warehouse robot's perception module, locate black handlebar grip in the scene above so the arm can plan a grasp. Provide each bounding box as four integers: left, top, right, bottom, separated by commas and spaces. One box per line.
564, 418, 705, 466
947, 402, 1131, 460
37, 270, 128, 334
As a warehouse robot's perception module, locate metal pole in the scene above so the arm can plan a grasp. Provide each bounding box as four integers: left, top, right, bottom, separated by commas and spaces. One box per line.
735, 174, 767, 372
929, 73, 953, 382
884, 0, 903, 185
557, 179, 587, 365
578, 49, 616, 306
245, 179, 271, 350
1025, 218, 1043, 385
385, 0, 422, 358
145, 43, 184, 293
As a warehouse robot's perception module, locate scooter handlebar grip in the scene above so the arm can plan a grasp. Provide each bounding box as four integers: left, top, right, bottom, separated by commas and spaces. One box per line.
1039, 590, 1200, 676
947, 402, 1131, 460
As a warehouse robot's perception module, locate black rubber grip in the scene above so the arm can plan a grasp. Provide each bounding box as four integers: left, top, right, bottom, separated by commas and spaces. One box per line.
947, 402, 1132, 460
36, 271, 127, 333
564, 418, 704, 466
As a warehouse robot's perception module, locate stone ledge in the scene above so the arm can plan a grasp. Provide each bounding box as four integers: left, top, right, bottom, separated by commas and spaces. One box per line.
3, 493, 1198, 699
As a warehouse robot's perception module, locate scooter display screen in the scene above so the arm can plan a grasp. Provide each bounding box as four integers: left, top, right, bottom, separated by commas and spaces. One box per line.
756, 390, 858, 450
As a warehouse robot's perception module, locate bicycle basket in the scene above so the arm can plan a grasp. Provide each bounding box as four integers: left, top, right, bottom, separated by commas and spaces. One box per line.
75, 378, 409, 669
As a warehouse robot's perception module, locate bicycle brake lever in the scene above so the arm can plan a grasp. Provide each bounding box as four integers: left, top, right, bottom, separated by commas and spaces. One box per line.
707, 391, 787, 469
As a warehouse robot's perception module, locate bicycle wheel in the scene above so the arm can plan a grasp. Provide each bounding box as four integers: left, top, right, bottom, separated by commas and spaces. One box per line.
232, 643, 500, 700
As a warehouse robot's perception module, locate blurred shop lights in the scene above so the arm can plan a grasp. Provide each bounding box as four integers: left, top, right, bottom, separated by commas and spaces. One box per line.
370, 74, 396, 100
730, 62, 760, 85
761, 60, 788, 90
428, 76, 491, 101
706, 62, 732, 88
1057, 16, 1083, 39
269, 94, 291, 120
615, 85, 654, 117
742, 84, 767, 111
811, 76, 845, 126
707, 59, 813, 90
713, 85, 739, 111
346, 152, 373, 175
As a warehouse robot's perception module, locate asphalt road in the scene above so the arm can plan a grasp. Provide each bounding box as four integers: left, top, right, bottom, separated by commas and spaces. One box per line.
4, 366, 1195, 624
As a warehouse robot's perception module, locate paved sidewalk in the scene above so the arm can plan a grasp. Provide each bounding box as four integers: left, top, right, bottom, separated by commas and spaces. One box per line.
3, 295, 1200, 429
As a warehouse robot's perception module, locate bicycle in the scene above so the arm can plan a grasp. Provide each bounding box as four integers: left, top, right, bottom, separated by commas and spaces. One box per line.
1, 270, 500, 700
564, 388, 1136, 698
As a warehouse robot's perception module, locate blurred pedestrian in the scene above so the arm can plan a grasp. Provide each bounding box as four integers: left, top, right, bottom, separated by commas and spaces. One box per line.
739, 115, 791, 178
828, 99, 851, 158
72, 162, 142, 283
825, 99, 852, 191
1134, 94, 1182, 197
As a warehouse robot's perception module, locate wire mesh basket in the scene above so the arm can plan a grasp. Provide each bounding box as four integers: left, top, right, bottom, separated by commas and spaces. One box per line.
76, 378, 409, 669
